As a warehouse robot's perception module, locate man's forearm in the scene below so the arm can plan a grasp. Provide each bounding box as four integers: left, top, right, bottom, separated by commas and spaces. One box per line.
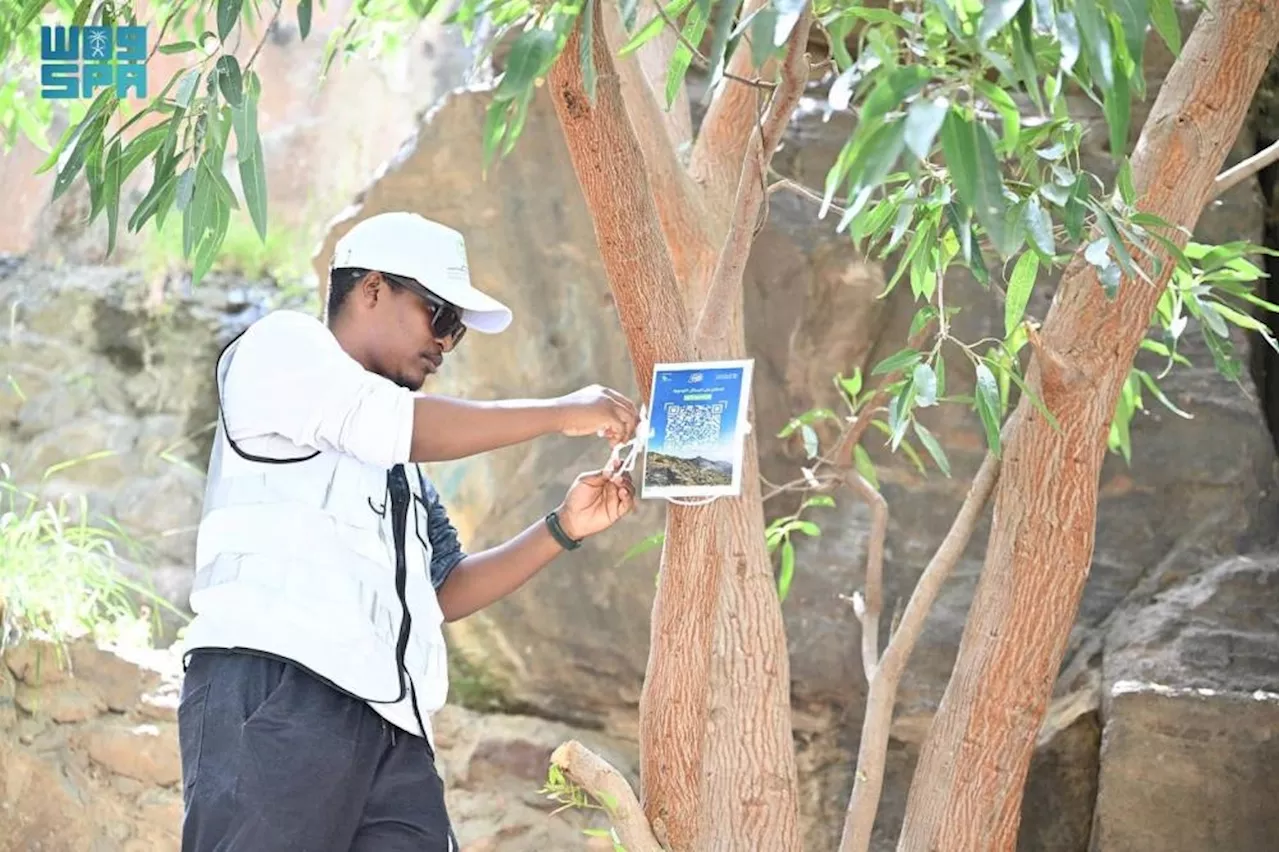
410, 396, 562, 462
435, 517, 568, 622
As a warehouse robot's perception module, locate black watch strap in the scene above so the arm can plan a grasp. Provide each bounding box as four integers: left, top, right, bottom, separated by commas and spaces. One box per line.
545, 511, 582, 550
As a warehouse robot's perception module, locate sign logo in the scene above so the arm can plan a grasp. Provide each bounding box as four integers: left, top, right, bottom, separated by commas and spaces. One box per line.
40, 25, 148, 100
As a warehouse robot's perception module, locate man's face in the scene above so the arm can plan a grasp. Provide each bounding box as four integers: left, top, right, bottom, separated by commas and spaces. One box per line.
361, 273, 460, 390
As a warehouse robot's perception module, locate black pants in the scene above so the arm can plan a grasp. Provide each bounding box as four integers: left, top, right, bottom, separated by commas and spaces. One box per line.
178, 650, 456, 852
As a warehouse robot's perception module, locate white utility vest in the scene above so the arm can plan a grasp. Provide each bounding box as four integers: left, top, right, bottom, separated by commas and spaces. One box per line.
181, 336, 448, 744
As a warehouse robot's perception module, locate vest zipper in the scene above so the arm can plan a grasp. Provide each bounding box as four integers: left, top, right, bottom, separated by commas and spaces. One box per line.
390, 466, 433, 744
388, 465, 414, 703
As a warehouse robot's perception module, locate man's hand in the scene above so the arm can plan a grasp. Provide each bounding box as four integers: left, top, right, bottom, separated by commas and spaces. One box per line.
554, 385, 640, 445
557, 464, 637, 541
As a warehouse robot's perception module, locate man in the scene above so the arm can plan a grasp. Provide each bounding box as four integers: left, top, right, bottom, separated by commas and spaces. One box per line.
177, 211, 640, 851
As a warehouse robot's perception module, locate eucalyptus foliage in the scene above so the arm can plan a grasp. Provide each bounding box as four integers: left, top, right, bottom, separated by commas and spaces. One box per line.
0, 0, 1273, 514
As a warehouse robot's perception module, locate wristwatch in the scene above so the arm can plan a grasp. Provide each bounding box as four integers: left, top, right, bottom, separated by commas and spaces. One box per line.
545, 510, 582, 551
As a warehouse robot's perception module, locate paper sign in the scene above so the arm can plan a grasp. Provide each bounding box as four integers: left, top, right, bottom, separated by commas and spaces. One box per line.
640, 359, 754, 500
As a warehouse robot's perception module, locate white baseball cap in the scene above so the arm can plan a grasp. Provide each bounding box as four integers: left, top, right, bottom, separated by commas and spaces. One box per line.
330, 212, 513, 333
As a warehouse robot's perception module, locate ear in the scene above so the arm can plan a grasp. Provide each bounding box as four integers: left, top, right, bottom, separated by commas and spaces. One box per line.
357, 271, 384, 307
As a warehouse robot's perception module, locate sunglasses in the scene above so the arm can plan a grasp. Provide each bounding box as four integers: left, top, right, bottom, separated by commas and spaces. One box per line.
378, 271, 467, 346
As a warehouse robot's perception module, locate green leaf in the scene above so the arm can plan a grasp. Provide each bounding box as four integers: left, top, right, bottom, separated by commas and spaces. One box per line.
217, 0, 243, 40
178, 167, 196, 225
792, 520, 821, 536
103, 140, 123, 257
666, 1, 709, 107
1010, 1, 1042, 107
0, 0, 46, 63
117, 122, 169, 183
904, 96, 948, 160
913, 362, 938, 407
860, 66, 932, 127
871, 347, 922, 376
1090, 200, 1139, 279
1064, 175, 1089, 242
216, 55, 243, 107
912, 421, 951, 477
128, 161, 178, 233
1004, 363, 1061, 430
800, 423, 819, 459
480, 102, 509, 171
297, 0, 313, 40
1022, 195, 1055, 256
939, 108, 1012, 257
888, 381, 916, 450
1150, 0, 1181, 55
52, 110, 108, 202
705, 0, 739, 90
772, 0, 806, 46
1073, 0, 1113, 89
620, 0, 640, 28
838, 371, 863, 408
837, 119, 908, 231
71, 0, 94, 27
1134, 369, 1192, 419
1102, 49, 1130, 160
35, 122, 80, 175
619, 530, 665, 564
238, 141, 268, 240
928, 0, 965, 40
175, 69, 202, 108
847, 7, 913, 27
158, 40, 199, 54
495, 29, 558, 102
1209, 299, 1277, 340
191, 193, 232, 287
777, 538, 796, 602
1056, 11, 1081, 72
977, 0, 1026, 44
802, 495, 836, 510
853, 444, 878, 490
749, 2, 779, 67
1004, 250, 1040, 337
1112, 0, 1149, 73
621, 0, 693, 55
974, 80, 1019, 154
974, 362, 1002, 457
1117, 159, 1137, 205
579, 0, 598, 102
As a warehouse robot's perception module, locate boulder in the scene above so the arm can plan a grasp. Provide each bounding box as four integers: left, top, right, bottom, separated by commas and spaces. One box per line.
1091, 552, 1279, 852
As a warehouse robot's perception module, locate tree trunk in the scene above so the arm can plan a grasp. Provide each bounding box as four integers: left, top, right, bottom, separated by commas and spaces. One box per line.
699, 316, 804, 851
547, 4, 804, 849
897, 2, 1279, 849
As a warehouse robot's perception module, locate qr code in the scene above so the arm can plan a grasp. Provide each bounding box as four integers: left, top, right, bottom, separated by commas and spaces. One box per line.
663, 402, 725, 456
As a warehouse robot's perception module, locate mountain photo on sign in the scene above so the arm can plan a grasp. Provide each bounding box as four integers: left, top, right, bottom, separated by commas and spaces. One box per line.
641, 360, 754, 500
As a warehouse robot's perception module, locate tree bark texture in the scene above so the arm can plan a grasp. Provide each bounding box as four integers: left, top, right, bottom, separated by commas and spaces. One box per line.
897, 2, 1279, 849
700, 336, 804, 851
548, 3, 805, 849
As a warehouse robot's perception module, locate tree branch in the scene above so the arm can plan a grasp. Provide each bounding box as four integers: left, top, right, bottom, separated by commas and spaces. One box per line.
600, 0, 714, 284
548, 0, 696, 391
899, 2, 1278, 846
1213, 140, 1279, 198
844, 473, 886, 682
551, 741, 663, 852
838, 448, 1003, 852
691, 6, 812, 351
831, 323, 936, 463
689, 0, 801, 211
